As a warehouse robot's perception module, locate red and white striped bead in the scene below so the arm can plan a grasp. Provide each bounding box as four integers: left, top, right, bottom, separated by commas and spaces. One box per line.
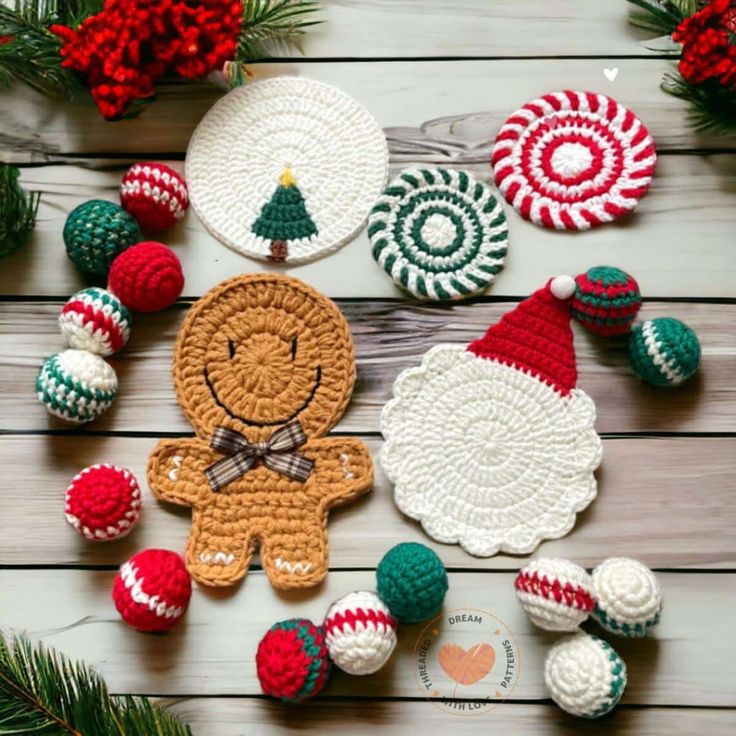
120, 162, 189, 231
59, 287, 131, 356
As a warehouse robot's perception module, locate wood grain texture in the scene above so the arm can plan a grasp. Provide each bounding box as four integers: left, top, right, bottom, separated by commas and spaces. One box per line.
0, 435, 733, 568
3, 153, 736, 298
2, 60, 734, 164
0, 301, 731, 434
0, 569, 732, 705
161, 700, 736, 736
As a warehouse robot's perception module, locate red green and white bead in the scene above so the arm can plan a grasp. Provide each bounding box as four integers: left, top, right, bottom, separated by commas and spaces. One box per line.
545, 632, 627, 718
591, 557, 662, 637
120, 162, 189, 231
36, 349, 117, 423
59, 287, 131, 356
324, 590, 397, 675
65, 464, 141, 541
571, 266, 641, 336
515, 558, 596, 631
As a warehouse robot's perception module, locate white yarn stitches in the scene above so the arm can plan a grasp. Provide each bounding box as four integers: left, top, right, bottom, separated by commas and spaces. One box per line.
592, 557, 662, 637
381, 346, 602, 557
186, 76, 389, 264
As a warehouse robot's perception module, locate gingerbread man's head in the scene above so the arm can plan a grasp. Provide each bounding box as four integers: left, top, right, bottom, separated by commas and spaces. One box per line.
173, 273, 356, 442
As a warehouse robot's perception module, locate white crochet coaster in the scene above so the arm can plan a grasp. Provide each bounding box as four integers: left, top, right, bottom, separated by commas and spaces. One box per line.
186, 76, 389, 263
368, 168, 509, 300
492, 91, 657, 230
380, 346, 602, 557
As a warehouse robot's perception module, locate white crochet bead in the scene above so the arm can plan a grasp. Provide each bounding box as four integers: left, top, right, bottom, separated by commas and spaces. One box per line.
592, 557, 662, 637
515, 558, 595, 631
324, 591, 397, 675
545, 633, 627, 718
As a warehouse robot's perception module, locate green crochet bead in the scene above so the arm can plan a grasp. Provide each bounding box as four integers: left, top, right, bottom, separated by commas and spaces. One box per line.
64, 199, 141, 277
628, 317, 701, 387
376, 542, 448, 623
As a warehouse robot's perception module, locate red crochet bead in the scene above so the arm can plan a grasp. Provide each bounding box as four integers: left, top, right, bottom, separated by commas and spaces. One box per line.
112, 549, 191, 632
120, 163, 189, 231
256, 618, 331, 702
65, 464, 141, 541
108, 241, 184, 312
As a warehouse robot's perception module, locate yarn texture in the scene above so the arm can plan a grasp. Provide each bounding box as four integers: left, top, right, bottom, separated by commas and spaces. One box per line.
65, 464, 141, 541
571, 266, 641, 336
107, 241, 184, 312
256, 618, 331, 701
120, 162, 189, 231
324, 591, 397, 675
545, 633, 627, 718
59, 287, 131, 356
112, 549, 191, 632
186, 76, 388, 263
381, 278, 602, 557
492, 91, 656, 230
36, 349, 117, 423
368, 168, 508, 300
64, 199, 141, 276
628, 317, 701, 386
146, 274, 373, 589
515, 558, 595, 632
376, 542, 448, 623
592, 557, 662, 637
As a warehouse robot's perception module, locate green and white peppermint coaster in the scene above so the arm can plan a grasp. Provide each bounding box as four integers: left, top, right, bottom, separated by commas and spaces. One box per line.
368, 168, 509, 300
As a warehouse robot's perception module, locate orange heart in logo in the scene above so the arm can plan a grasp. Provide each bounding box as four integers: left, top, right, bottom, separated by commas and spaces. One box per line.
438, 643, 496, 686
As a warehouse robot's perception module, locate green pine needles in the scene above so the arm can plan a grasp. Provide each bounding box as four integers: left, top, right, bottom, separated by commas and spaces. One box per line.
0, 163, 40, 258
0, 632, 192, 736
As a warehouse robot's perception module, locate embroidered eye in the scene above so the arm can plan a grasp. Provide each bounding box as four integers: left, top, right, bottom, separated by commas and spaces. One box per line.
290, 337, 297, 361
228, 339, 236, 359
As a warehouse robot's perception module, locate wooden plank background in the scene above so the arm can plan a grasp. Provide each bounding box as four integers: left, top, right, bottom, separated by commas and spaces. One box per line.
1, 1, 735, 734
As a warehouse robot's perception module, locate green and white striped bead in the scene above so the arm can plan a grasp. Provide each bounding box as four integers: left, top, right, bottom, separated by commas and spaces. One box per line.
628, 317, 701, 387
36, 349, 118, 423
368, 168, 509, 300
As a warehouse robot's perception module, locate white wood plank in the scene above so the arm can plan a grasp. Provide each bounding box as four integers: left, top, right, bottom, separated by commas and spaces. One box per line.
1, 435, 733, 569
0, 570, 732, 705
3, 154, 735, 299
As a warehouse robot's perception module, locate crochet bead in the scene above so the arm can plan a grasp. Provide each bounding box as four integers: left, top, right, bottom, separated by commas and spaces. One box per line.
36, 349, 117, 423
544, 633, 627, 718
571, 266, 642, 336
120, 162, 189, 231
376, 542, 448, 623
59, 287, 131, 356
108, 241, 184, 312
628, 317, 701, 386
256, 618, 331, 702
64, 199, 141, 276
324, 591, 397, 675
112, 549, 191, 632
65, 464, 141, 541
591, 557, 662, 637
514, 558, 595, 632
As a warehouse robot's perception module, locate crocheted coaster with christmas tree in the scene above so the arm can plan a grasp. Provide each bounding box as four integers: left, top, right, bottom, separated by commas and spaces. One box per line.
381, 276, 602, 556
147, 274, 373, 589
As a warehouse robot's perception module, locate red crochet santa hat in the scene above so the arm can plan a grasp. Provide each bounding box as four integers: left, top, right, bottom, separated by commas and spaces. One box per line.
467, 275, 577, 396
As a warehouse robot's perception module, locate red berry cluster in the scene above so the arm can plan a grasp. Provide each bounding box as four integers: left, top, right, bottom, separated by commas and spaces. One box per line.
51, 0, 243, 119
673, 0, 736, 87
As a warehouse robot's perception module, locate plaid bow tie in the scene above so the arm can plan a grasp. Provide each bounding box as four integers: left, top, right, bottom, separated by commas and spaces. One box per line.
205, 420, 314, 491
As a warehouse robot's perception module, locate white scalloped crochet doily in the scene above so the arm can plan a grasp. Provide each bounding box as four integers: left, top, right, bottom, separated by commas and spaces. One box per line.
381, 345, 602, 556
186, 76, 389, 263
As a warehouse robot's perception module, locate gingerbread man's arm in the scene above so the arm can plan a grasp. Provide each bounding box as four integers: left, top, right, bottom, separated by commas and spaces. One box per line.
147, 438, 215, 508
308, 437, 374, 507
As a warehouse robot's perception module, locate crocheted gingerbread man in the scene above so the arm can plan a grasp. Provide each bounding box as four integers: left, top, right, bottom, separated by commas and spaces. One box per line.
147, 274, 373, 590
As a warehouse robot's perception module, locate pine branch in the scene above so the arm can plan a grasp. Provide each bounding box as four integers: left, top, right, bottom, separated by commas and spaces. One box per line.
0, 632, 193, 736
626, 0, 687, 36
237, 0, 321, 60
663, 72, 736, 135
0, 164, 40, 259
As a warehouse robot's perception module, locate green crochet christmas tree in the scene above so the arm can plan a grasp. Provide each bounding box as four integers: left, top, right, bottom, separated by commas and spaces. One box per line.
251, 168, 318, 261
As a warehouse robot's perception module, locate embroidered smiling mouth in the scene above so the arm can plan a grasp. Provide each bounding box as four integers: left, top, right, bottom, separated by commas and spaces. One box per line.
204, 366, 322, 427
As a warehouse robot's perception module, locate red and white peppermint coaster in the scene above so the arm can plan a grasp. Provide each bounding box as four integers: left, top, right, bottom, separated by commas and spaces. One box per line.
492, 91, 656, 230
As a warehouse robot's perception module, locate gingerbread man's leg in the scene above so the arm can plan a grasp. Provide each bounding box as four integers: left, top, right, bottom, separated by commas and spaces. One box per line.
259, 510, 329, 591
